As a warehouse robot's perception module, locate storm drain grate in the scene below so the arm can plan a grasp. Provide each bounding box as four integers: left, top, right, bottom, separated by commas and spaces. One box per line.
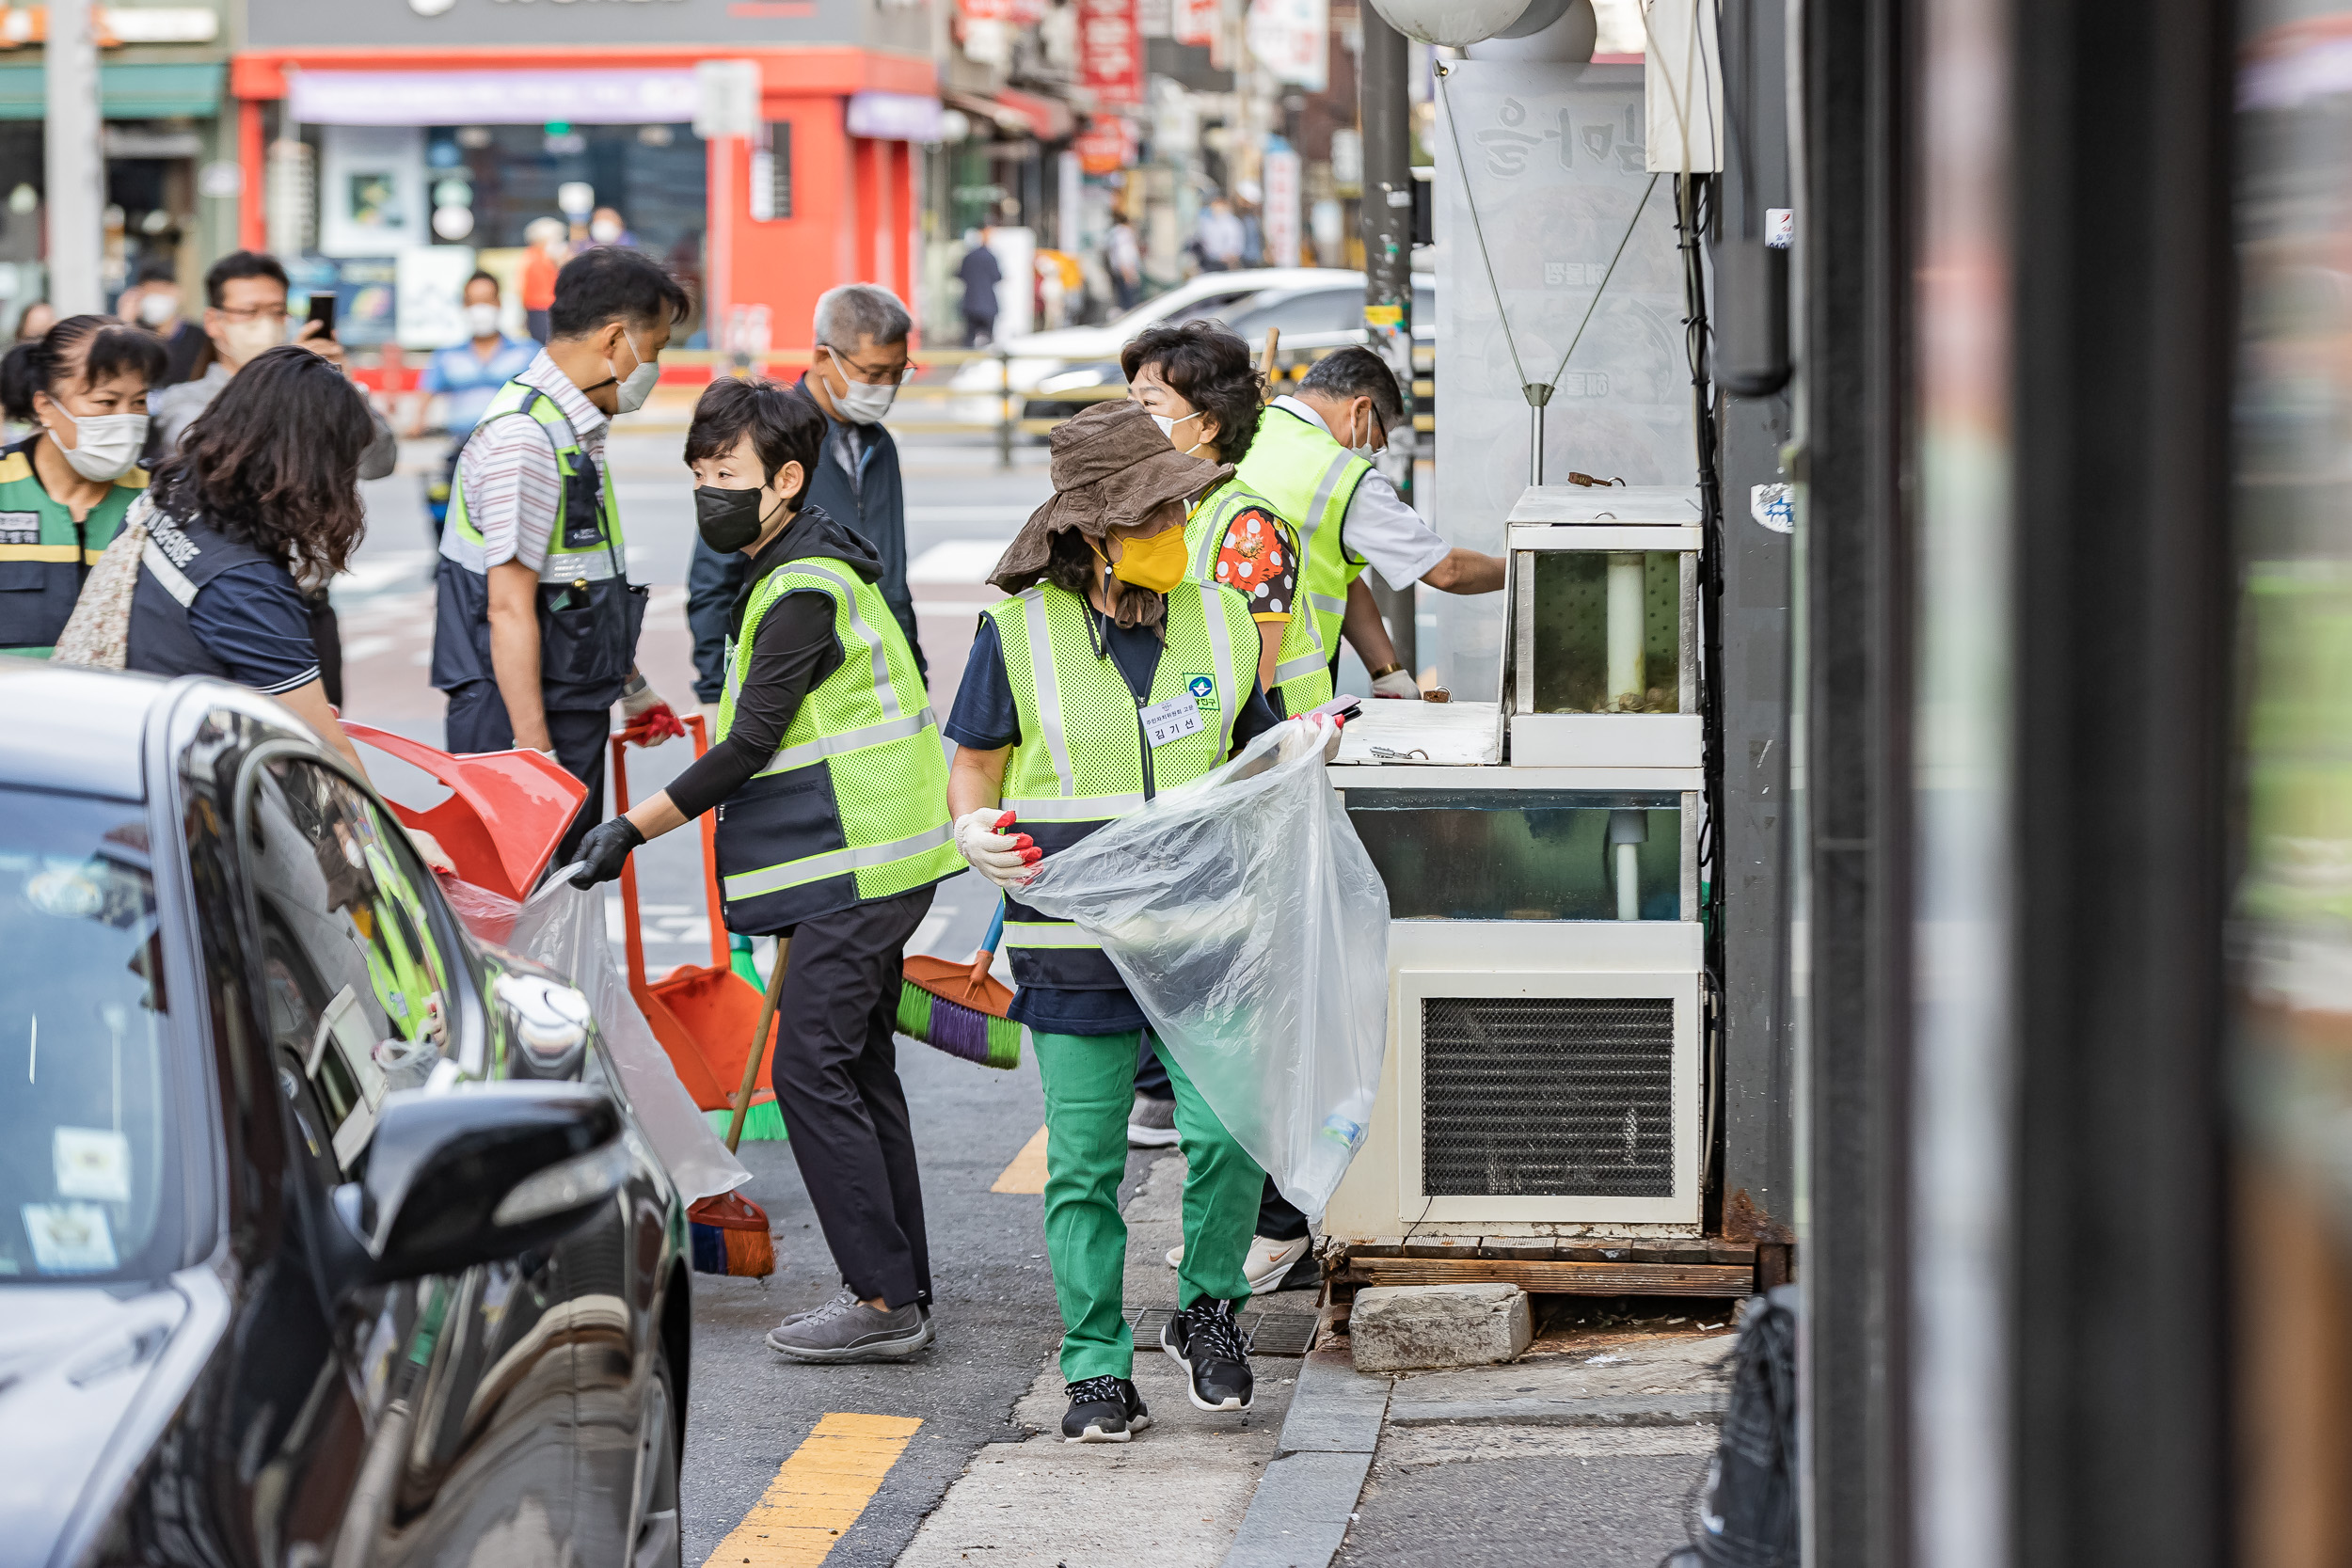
1420, 996, 1675, 1198
1125, 1307, 1318, 1357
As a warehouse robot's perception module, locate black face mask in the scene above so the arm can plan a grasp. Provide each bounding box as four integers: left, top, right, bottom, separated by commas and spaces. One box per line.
695, 485, 772, 553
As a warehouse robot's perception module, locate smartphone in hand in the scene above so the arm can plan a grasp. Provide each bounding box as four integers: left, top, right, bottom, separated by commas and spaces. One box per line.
305, 292, 338, 341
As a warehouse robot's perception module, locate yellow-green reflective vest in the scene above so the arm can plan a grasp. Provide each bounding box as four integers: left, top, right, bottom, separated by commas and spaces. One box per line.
986, 577, 1257, 990
0, 437, 148, 654
712, 554, 959, 931
441, 380, 627, 581
1183, 474, 1332, 717
1232, 404, 1375, 695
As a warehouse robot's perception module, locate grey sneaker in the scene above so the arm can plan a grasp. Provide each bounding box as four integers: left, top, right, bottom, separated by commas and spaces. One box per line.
1128, 1093, 1181, 1148
778, 1285, 858, 1327
765, 1295, 932, 1363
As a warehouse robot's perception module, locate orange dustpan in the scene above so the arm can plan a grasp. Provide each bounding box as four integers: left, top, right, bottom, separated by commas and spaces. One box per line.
342, 721, 588, 901
611, 717, 781, 1118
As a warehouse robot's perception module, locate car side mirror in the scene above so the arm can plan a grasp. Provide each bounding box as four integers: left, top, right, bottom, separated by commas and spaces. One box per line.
326, 1081, 625, 1289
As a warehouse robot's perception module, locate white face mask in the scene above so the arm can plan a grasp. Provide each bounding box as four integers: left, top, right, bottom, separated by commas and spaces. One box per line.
605, 330, 660, 415
590, 218, 622, 245
220, 315, 285, 368
46, 404, 149, 483
823, 352, 898, 425
464, 303, 501, 339
1152, 409, 1205, 452
136, 292, 177, 327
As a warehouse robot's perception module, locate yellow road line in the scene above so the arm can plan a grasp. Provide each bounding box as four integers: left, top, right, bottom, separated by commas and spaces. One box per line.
991, 1124, 1050, 1194
701, 1412, 923, 1567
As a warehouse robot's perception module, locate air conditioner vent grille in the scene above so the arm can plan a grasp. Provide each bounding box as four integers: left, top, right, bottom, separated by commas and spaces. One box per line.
1420, 997, 1675, 1197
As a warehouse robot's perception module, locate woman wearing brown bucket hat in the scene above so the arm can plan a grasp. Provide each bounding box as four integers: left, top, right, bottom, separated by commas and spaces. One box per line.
943, 398, 1287, 1443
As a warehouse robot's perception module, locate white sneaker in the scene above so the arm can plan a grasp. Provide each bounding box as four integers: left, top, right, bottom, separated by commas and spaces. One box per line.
1164, 1234, 1313, 1294
1127, 1093, 1181, 1148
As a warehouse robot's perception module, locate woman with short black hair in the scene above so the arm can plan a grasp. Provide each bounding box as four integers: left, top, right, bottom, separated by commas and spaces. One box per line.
124, 344, 378, 772
1118, 321, 1318, 716
0, 312, 167, 654
566, 376, 963, 1368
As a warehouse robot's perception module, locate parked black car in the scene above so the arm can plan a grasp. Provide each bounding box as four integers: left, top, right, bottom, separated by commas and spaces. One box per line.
0, 667, 690, 1568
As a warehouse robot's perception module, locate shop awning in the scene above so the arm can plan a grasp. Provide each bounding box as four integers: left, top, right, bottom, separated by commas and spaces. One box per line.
286, 69, 700, 128
846, 90, 943, 141
947, 88, 1075, 142
0, 61, 223, 120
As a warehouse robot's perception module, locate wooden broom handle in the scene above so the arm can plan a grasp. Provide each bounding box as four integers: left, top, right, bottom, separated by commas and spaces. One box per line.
724, 938, 790, 1153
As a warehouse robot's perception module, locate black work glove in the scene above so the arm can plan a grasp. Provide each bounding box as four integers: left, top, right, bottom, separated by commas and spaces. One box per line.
569, 817, 645, 888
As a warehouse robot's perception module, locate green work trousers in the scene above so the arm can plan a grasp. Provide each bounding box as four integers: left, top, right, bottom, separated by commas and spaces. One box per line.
1030, 1028, 1263, 1381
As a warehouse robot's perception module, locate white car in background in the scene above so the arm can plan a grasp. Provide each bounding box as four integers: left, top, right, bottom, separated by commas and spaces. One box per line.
946, 267, 1435, 424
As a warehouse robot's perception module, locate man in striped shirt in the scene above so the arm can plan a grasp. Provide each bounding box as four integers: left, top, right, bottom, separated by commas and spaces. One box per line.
430, 247, 688, 862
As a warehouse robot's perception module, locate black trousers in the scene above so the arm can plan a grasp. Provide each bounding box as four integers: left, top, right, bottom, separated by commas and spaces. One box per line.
443, 681, 610, 867
770, 886, 936, 1309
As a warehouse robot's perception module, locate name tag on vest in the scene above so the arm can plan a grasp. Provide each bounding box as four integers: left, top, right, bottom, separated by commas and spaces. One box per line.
1140, 693, 1204, 748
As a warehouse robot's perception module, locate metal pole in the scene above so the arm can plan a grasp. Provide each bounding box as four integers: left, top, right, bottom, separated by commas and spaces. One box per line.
43, 0, 103, 317
1359, 8, 1415, 673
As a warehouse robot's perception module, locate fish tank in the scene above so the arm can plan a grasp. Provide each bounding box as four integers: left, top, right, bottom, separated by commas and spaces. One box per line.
1343, 790, 1691, 921
1518, 549, 1690, 716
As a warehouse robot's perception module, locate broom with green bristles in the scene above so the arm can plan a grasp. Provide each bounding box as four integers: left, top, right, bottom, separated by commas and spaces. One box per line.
701, 935, 789, 1142
689, 939, 790, 1277
897, 901, 1022, 1069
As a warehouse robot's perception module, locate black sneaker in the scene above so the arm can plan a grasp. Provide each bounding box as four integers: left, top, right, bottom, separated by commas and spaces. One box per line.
1161, 1299, 1253, 1411
1061, 1374, 1152, 1443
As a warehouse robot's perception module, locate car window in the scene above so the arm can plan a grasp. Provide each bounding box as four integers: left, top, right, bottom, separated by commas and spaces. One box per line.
1225, 287, 1364, 339
241, 760, 461, 1179
1164, 290, 1265, 326
0, 788, 179, 1282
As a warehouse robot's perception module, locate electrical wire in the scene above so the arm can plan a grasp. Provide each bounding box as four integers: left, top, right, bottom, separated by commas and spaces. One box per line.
1544, 174, 1661, 389
1433, 63, 1531, 393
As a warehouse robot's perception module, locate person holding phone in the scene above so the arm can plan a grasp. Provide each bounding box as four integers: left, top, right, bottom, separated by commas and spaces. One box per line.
146, 252, 400, 705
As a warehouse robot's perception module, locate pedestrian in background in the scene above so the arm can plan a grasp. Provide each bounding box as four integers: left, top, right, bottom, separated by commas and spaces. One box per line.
521, 216, 569, 343
411, 270, 536, 541
1105, 217, 1143, 313
588, 207, 635, 248
121, 260, 207, 388
429, 245, 687, 865
14, 301, 55, 345
1195, 198, 1246, 273
0, 313, 165, 656
148, 250, 398, 707
572, 376, 960, 1364
689, 283, 926, 713
958, 228, 1003, 347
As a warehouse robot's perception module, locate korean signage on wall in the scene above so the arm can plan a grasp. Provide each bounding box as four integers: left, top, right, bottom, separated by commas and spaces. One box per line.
1078, 0, 1143, 108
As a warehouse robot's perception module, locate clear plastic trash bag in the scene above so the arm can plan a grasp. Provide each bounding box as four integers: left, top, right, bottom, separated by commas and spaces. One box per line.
1017, 715, 1390, 1215
438, 873, 751, 1205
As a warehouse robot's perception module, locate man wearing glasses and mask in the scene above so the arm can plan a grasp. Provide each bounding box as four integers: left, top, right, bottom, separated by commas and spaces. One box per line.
687, 284, 925, 714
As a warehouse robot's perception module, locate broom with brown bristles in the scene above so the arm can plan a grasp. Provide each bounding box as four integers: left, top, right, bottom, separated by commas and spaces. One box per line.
688, 941, 789, 1277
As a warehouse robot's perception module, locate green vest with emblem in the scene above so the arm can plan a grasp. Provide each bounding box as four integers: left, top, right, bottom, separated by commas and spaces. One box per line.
0, 437, 149, 654
1232, 404, 1375, 697
437, 379, 644, 707
986, 576, 1258, 990
712, 553, 959, 931
1183, 474, 1332, 716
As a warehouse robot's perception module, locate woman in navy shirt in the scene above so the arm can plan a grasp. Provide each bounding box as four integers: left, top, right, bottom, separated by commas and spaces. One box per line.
127, 346, 381, 778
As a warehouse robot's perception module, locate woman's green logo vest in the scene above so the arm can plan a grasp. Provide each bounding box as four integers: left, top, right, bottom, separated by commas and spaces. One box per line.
1183, 475, 1333, 715
1232, 405, 1375, 702
984, 577, 1257, 989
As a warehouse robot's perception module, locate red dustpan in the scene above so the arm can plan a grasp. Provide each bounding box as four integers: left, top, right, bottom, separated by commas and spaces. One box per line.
342, 721, 587, 901
610, 717, 781, 1118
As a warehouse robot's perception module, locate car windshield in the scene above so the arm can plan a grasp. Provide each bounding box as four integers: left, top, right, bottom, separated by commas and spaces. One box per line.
0, 788, 180, 1283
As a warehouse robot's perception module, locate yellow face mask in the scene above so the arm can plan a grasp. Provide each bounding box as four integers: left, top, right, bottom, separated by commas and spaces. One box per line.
1096, 526, 1188, 595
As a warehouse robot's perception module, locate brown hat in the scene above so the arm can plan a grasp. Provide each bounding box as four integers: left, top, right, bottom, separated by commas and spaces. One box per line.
987, 400, 1233, 594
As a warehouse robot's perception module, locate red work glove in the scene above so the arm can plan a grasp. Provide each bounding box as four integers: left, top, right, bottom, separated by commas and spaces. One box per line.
621, 703, 687, 747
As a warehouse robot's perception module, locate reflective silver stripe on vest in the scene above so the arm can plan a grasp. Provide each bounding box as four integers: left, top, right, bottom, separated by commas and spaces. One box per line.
1018, 588, 1076, 798
1000, 920, 1100, 949
140, 539, 197, 607
755, 707, 937, 778
796, 559, 902, 721
1199, 587, 1241, 757
1004, 792, 1147, 821
538, 547, 621, 584
722, 821, 954, 901
1276, 651, 1331, 684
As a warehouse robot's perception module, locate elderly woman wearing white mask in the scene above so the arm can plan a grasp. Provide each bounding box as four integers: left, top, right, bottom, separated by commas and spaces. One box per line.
0, 313, 166, 656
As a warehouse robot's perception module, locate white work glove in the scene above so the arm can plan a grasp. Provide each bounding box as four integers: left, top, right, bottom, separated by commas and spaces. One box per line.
1270, 710, 1347, 766
1371, 669, 1422, 700
953, 807, 1039, 889
619, 673, 684, 747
